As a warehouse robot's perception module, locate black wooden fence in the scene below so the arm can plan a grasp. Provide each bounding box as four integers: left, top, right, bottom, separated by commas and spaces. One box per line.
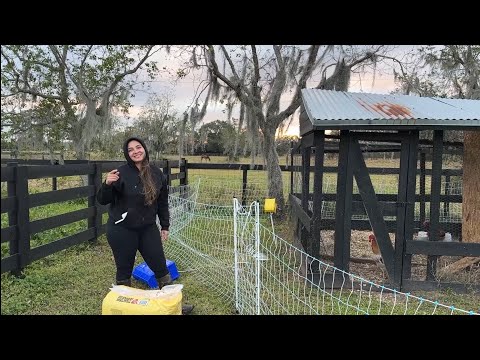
0, 158, 466, 276
1, 159, 187, 275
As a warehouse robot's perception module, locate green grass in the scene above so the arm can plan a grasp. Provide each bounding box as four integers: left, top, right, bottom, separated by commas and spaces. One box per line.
1, 235, 235, 315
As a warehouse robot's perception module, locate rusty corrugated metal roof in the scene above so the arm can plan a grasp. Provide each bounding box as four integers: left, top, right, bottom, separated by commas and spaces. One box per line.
301, 89, 480, 129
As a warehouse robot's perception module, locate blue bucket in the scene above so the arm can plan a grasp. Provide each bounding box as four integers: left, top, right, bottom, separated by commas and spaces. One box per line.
132, 260, 179, 288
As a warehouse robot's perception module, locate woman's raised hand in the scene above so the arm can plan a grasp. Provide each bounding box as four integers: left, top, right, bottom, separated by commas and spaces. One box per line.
105, 169, 120, 185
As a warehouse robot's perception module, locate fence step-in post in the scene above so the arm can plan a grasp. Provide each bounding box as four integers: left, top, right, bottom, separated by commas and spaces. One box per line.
233, 198, 239, 313
254, 200, 261, 315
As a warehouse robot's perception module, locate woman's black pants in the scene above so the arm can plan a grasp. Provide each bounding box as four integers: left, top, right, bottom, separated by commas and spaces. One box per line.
106, 221, 169, 283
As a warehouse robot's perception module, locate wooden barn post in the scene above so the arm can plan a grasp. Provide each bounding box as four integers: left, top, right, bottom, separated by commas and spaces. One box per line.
463, 131, 480, 242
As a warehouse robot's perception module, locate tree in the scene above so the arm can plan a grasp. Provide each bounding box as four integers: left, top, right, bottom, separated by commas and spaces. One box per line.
178, 45, 393, 212
1, 45, 162, 161
90, 119, 131, 160
276, 135, 299, 156
197, 119, 237, 154
136, 92, 180, 159
394, 45, 480, 242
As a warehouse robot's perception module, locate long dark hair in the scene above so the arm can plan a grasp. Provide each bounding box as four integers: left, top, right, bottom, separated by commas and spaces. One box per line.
139, 159, 157, 206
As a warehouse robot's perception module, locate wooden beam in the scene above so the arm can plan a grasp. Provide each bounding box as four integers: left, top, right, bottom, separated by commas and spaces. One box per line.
426, 130, 444, 280
350, 138, 395, 280
289, 194, 311, 230
301, 132, 314, 149
27, 164, 94, 179
394, 134, 410, 287
334, 131, 353, 272
419, 151, 426, 226
311, 131, 325, 259
403, 131, 419, 282
462, 131, 480, 243
29, 186, 95, 207
406, 240, 480, 256
299, 145, 312, 252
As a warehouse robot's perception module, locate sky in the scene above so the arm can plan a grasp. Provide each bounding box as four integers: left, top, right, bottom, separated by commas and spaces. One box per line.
126, 45, 414, 137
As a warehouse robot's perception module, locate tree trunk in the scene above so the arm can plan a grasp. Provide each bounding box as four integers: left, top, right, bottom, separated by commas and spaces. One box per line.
263, 126, 285, 213
462, 131, 480, 242
46, 146, 56, 165
233, 104, 245, 160
73, 139, 89, 186
249, 131, 257, 167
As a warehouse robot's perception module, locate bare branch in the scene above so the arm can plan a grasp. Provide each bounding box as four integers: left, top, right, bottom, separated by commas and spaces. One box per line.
77, 45, 93, 85
102, 45, 157, 101
264, 46, 290, 120
220, 45, 241, 82
206, 45, 255, 109
49, 45, 90, 101
274, 45, 321, 123
251, 45, 261, 97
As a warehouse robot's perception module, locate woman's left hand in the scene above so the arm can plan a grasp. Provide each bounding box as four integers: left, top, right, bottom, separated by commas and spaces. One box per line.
161, 230, 169, 242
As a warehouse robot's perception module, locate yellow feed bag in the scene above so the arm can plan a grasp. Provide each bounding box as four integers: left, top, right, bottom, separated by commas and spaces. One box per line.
102, 284, 183, 315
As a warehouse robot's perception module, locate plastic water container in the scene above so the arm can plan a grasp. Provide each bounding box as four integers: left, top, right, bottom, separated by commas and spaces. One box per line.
132, 260, 179, 288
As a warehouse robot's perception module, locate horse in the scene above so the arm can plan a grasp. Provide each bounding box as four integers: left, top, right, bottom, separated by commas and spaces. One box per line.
200, 154, 211, 162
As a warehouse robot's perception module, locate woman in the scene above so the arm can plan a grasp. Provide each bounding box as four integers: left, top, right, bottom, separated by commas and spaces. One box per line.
97, 137, 193, 314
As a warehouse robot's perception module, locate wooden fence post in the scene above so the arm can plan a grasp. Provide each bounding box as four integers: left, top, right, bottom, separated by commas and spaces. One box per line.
88, 163, 102, 242
52, 160, 59, 191
426, 130, 444, 281
7, 162, 21, 276
180, 158, 188, 186
13, 165, 30, 274
164, 159, 171, 186
242, 165, 248, 206
419, 151, 426, 227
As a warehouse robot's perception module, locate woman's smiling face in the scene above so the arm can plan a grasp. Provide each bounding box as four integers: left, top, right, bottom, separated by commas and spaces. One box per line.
127, 140, 145, 163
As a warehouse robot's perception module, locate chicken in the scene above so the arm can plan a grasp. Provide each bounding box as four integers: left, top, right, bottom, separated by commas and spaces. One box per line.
443, 232, 453, 242
368, 234, 383, 264
422, 221, 453, 241
416, 231, 429, 240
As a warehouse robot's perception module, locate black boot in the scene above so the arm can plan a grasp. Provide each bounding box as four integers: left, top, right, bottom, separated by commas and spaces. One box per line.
181, 304, 194, 315
116, 278, 131, 287
155, 273, 172, 289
